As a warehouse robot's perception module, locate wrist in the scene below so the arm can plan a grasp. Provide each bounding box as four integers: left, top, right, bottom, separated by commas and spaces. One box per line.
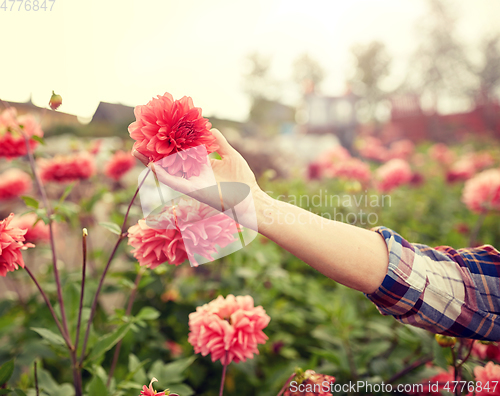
251, 187, 275, 234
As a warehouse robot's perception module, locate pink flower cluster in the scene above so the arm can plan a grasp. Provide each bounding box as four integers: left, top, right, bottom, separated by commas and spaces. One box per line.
447, 152, 495, 183
358, 136, 389, 162
188, 294, 270, 365
429, 143, 455, 166
0, 108, 44, 159
462, 169, 500, 213
129, 93, 218, 178
104, 150, 136, 180
375, 159, 413, 192
128, 199, 237, 268
39, 152, 96, 183
0, 213, 34, 277
0, 168, 32, 200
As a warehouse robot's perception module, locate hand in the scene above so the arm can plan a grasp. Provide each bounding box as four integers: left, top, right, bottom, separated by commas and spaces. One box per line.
133, 129, 265, 230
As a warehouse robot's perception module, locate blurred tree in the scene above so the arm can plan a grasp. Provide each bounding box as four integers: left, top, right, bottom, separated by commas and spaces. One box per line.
475, 33, 500, 101
349, 41, 392, 121
292, 53, 325, 95
410, 0, 474, 110
243, 52, 276, 101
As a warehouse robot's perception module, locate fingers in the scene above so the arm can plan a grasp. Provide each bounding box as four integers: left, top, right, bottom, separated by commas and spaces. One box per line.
211, 128, 236, 158
132, 148, 149, 167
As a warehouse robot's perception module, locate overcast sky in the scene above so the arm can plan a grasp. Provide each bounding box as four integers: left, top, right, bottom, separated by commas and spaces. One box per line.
1, 0, 499, 122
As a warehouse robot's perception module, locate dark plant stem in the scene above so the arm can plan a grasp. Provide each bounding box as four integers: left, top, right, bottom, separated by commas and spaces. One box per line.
219, 351, 229, 396
79, 170, 150, 366
107, 270, 143, 386
457, 341, 474, 370
469, 212, 488, 246
74, 228, 88, 352
451, 347, 460, 396
276, 373, 295, 396
387, 355, 433, 384
34, 361, 39, 396
22, 133, 71, 344
24, 265, 73, 349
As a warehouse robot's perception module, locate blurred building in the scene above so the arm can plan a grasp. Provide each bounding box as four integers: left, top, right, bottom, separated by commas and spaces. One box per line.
301, 91, 358, 152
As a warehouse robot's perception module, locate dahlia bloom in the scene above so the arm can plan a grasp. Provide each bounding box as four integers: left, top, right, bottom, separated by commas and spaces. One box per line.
0, 168, 32, 200
139, 378, 166, 396
472, 342, 500, 362
129, 93, 218, 178
429, 143, 455, 166
39, 152, 96, 183
188, 295, 270, 365
375, 159, 413, 193
358, 136, 389, 162
388, 139, 414, 161
104, 150, 136, 180
413, 367, 455, 396
462, 169, 500, 213
128, 199, 237, 268
10, 213, 50, 244
474, 362, 500, 395
0, 108, 44, 159
0, 213, 34, 277
330, 158, 371, 184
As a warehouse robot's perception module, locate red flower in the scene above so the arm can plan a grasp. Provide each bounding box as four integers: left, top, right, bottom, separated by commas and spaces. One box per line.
0, 168, 32, 200
389, 139, 414, 161
0, 108, 44, 159
139, 378, 166, 396
474, 362, 500, 395
128, 199, 237, 268
413, 367, 456, 395
462, 169, 500, 213
49, 91, 62, 110
129, 93, 218, 178
188, 294, 270, 365
358, 136, 389, 162
473, 342, 500, 363
375, 159, 413, 192
10, 213, 50, 244
105, 150, 136, 180
330, 158, 371, 184
39, 152, 96, 183
0, 213, 34, 277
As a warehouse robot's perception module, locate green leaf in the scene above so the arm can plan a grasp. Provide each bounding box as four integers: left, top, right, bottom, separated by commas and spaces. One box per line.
37, 368, 75, 396
432, 340, 450, 370
168, 383, 195, 396
86, 323, 131, 362
99, 222, 122, 236
0, 359, 14, 386
59, 183, 75, 203
148, 356, 196, 387
13, 390, 27, 396
0, 390, 11, 395
87, 375, 108, 396
31, 327, 66, 347
21, 196, 39, 209
31, 135, 46, 145
135, 307, 160, 321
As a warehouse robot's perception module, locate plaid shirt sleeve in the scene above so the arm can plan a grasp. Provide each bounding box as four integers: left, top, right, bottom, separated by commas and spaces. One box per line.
365, 226, 500, 341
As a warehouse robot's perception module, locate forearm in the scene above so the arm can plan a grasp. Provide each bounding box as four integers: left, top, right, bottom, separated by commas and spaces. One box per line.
253, 190, 389, 294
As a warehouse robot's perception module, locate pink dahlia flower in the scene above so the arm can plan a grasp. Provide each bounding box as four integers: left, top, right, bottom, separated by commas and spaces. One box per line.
129, 93, 218, 178
388, 139, 414, 161
10, 213, 50, 244
39, 152, 96, 183
474, 362, 500, 395
330, 158, 371, 184
462, 169, 500, 213
472, 342, 500, 363
128, 199, 237, 268
375, 159, 413, 193
0, 168, 32, 200
0, 213, 34, 276
188, 294, 270, 365
0, 108, 44, 159
139, 378, 166, 396
413, 367, 456, 396
104, 150, 136, 180
358, 136, 389, 162
429, 143, 455, 166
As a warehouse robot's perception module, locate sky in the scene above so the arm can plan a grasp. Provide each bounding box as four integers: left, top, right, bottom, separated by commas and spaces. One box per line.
1, 0, 500, 123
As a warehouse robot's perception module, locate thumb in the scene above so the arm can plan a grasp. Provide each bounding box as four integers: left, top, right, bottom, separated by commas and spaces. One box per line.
211, 128, 237, 158
132, 148, 149, 167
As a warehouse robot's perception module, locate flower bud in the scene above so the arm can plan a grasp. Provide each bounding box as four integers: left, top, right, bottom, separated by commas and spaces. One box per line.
435, 334, 457, 347
49, 91, 62, 110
